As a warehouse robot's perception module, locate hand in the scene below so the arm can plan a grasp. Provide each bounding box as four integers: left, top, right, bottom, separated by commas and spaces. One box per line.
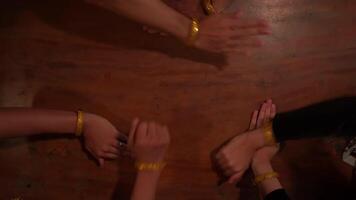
211, 0, 233, 13
128, 119, 170, 163
143, 26, 167, 36
250, 100, 279, 167
83, 113, 126, 166
195, 12, 270, 53
216, 129, 264, 183
216, 100, 276, 183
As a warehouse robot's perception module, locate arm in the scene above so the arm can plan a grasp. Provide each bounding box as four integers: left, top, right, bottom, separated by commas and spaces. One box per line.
251, 148, 290, 200
0, 108, 124, 166
217, 99, 289, 199
273, 97, 356, 142
131, 171, 161, 200
128, 119, 170, 200
216, 100, 276, 183
251, 158, 285, 198
86, 0, 190, 40
0, 108, 77, 138
86, 0, 271, 53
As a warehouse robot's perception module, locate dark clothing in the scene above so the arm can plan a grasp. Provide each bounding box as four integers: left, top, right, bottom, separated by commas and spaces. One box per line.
265, 97, 356, 200
264, 189, 290, 200
273, 97, 356, 142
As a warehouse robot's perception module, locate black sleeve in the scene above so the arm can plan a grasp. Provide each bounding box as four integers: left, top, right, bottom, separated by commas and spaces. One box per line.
264, 189, 290, 200
272, 97, 356, 142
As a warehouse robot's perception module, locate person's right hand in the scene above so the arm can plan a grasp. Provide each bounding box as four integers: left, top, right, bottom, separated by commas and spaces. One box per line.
83, 113, 127, 166
195, 12, 271, 54
128, 119, 170, 163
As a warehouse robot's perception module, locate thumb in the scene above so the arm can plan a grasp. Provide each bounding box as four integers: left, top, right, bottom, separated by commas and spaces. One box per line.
99, 158, 105, 167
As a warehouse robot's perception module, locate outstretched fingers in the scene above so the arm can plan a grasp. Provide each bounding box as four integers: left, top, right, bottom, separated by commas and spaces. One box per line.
264, 99, 272, 123
249, 110, 259, 130
257, 102, 267, 127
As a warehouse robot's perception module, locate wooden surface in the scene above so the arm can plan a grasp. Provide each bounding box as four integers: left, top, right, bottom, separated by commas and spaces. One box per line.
0, 0, 356, 199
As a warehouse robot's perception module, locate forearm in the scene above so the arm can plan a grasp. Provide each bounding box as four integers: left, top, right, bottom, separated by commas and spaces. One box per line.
131, 171, 161, 200
252, 162, 283, 196
0, 108, 77, 138
273, 97, 356, 142
87, 0, 191, 40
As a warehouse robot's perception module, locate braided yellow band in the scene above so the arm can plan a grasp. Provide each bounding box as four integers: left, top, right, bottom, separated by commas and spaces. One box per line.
203, 0, 217, 15
254, 171, 279, 184
263, 122, 276, 145
135, 162, 166, 171
187, 18, 200, 46
75, 110, 84, 137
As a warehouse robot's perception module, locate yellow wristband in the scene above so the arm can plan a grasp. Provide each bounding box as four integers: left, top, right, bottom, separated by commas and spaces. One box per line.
135, 162, 166, 171
75, 110, 84, 137
187, 18, 200, 46
254, 171, 279, 184
202, 0, 217, 15
263, 122, 276, 145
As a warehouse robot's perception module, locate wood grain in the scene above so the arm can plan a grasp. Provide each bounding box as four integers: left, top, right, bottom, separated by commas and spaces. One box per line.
0, 0, 355, 199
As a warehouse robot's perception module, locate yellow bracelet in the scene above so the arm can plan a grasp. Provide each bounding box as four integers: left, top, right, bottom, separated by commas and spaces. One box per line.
135, 162, 166, 171
202, 0, 216, 15
254, 171, 279, 184
75, 110, 84, 137
187, 18, 200, 46
263, 122, 276, 146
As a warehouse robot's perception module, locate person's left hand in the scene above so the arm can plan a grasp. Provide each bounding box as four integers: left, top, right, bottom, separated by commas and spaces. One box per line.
248, 100, 279, 168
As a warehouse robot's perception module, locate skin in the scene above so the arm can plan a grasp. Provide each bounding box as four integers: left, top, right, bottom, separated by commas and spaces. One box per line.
217, 100, 284, 197
249, 101, 283, 196
215, 100, 277, 183
212, 0, 233, 14
0, 108, 126, 166
86, 0, 271, 54
196, 12, 270, 53
128, 119, 170, 200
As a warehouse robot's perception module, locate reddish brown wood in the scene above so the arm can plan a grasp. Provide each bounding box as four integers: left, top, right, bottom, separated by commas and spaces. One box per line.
0, 0, 356, 199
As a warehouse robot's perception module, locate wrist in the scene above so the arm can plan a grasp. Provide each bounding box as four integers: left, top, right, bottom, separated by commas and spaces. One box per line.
81, 112, 99, 136
136, 162, 165, 178
171, 15, 192, 42
248, 129, 266, 150
135, 161, 166, 171
251, 160, 273, 176
137, 169, 162, 176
